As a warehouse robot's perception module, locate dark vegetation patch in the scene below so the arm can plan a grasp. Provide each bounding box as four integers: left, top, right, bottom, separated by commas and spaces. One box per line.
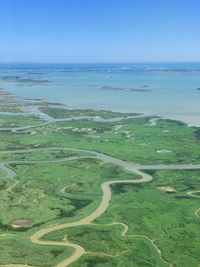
194, 128, 200, 140
83, 256, 115, 267
111, 183, 143, 194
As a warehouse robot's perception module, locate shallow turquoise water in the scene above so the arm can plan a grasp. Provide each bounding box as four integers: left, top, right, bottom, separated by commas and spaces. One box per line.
0, 63, 200, 126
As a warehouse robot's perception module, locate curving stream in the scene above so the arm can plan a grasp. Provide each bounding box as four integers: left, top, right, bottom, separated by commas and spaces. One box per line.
0, 147, 200, 267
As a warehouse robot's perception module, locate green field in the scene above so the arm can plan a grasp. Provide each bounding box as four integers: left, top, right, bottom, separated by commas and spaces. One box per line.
0, 90, 199, 267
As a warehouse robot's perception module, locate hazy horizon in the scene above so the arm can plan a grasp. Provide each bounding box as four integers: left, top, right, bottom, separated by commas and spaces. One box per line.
1, 61, 200, 65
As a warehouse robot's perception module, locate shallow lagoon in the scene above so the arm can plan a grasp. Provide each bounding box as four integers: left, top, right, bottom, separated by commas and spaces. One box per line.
0, 63, 200, 126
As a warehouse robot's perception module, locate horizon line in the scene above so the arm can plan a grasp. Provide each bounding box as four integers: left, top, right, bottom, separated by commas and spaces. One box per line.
0, 61, 200, 65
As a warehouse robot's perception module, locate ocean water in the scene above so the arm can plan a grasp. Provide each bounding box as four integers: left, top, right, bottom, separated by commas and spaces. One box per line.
0, 63, 200, 126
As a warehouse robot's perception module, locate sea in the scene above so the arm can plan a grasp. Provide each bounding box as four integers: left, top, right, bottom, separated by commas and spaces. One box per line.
0, 62, 199, 126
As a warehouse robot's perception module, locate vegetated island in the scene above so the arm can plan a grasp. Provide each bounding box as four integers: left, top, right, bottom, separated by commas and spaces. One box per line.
102, 85, 152, 92
39, 106, 140, 119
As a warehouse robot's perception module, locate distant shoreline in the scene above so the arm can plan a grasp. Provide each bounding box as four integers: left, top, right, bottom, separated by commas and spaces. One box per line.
0, 63, 199, 127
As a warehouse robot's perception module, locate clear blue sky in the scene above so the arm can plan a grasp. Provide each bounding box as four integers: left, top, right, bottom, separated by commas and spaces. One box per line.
0, 0, 199, 63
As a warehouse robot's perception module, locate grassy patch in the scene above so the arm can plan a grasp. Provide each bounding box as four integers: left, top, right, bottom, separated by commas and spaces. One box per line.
45, 224, 167, 267
40, 107, 139, 119
0, 236, 72, 266
0, 159, 137, 232
0, 149, 94, 161
0, 114, 45, 128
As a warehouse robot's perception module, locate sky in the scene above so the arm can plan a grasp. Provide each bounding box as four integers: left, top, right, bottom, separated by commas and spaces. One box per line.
0, 0, 200, 63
